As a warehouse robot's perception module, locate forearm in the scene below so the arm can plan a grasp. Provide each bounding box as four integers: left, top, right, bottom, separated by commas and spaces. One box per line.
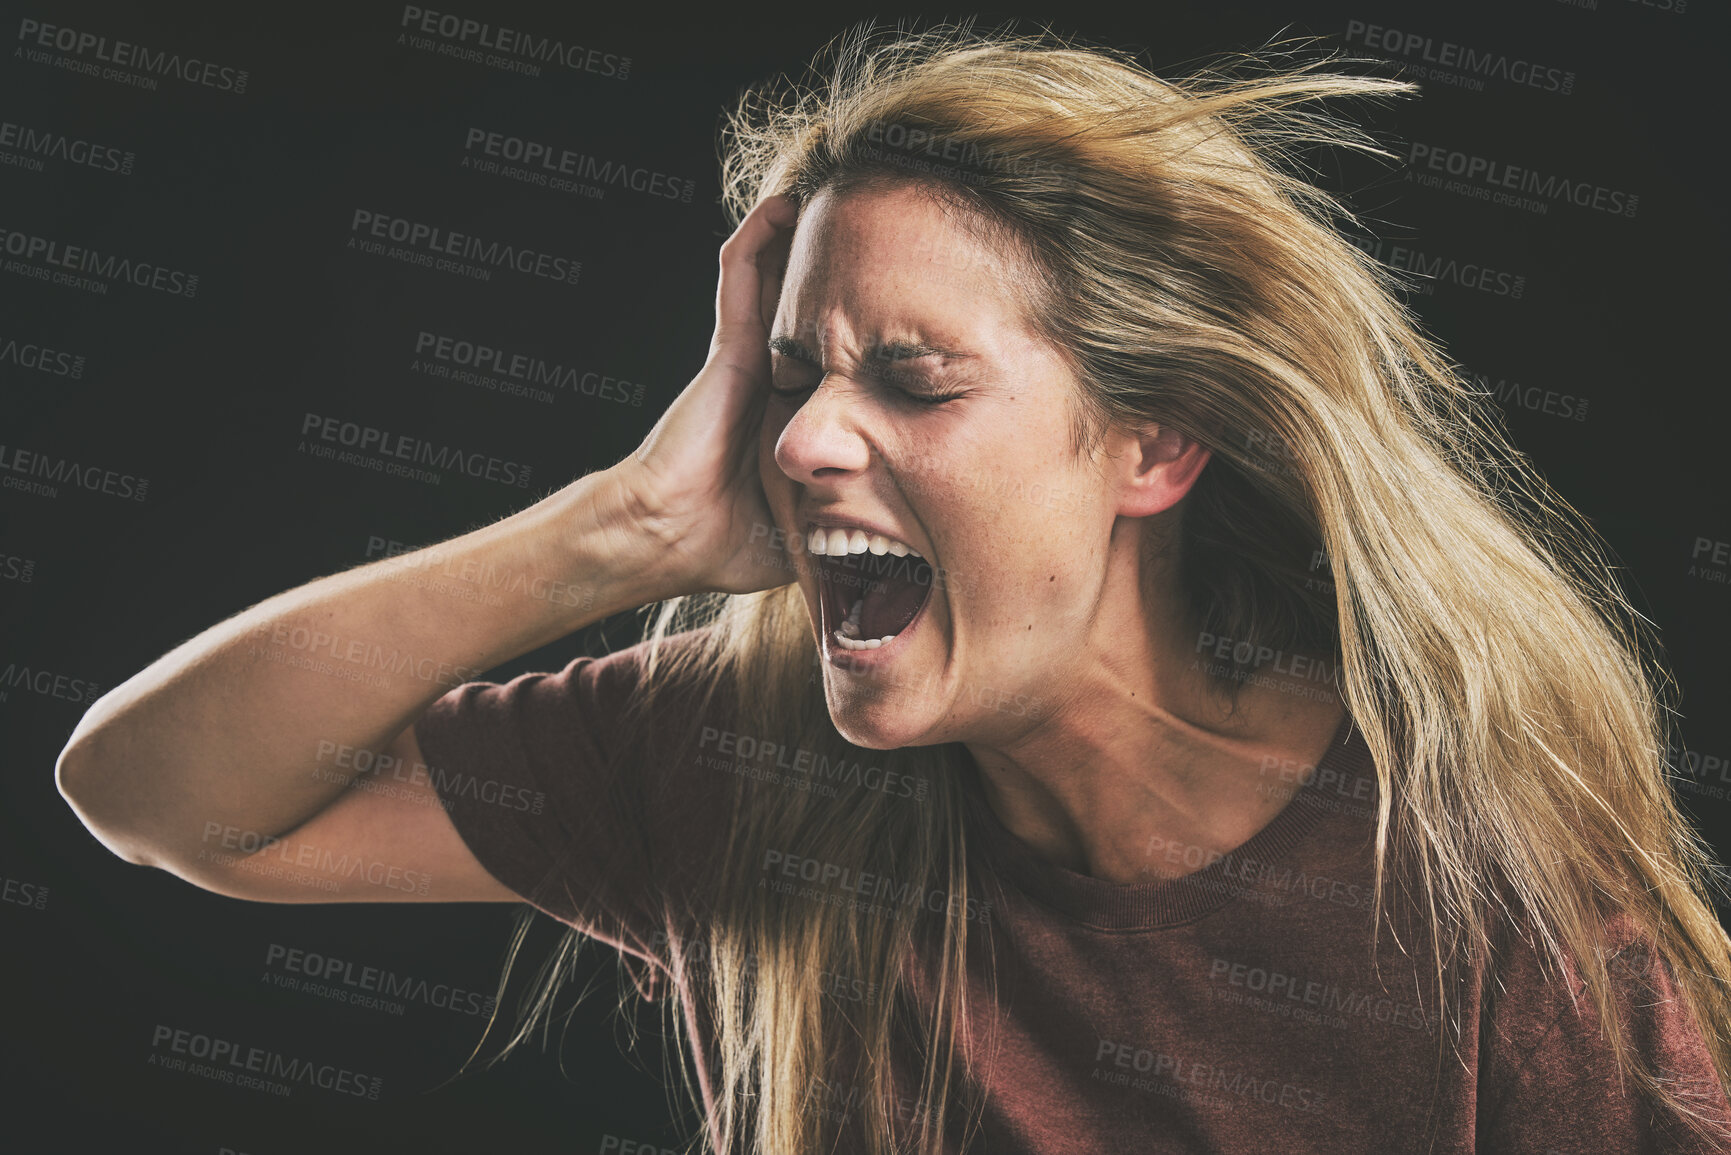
56, 466, 677, 867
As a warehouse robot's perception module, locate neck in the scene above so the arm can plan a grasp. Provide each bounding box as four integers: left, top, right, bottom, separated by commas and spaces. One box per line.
961, 529, 1345, 885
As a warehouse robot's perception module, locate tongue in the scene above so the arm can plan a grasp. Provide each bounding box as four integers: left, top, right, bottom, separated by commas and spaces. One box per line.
833, 552, 934, 639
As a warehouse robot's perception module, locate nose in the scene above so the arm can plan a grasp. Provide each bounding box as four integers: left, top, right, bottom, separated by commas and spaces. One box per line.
771, 376, 875, 484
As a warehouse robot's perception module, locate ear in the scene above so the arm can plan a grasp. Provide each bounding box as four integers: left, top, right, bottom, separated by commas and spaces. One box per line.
1113, 423, 1212, 519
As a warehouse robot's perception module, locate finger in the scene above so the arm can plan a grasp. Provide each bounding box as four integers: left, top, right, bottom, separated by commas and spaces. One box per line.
758, 224, 793, 335
716, 195, 797, 343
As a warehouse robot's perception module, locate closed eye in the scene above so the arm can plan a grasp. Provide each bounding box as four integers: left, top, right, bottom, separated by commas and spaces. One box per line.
896, 387, 965, 406
768, 361, 965, 405
766, 380, 963, 406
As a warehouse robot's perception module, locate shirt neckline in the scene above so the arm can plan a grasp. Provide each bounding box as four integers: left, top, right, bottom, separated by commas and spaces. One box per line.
959, 712, 1370, 930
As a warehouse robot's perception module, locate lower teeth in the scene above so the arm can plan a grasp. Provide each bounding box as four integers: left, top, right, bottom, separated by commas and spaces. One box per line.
831, 590, 904, 650
833, 630, 897, 651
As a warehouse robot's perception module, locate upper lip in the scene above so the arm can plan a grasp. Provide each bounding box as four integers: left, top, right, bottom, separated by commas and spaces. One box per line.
802, 513, 926, 555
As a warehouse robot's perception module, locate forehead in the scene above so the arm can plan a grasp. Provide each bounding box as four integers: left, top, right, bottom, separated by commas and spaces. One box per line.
776, 183, 1038, 352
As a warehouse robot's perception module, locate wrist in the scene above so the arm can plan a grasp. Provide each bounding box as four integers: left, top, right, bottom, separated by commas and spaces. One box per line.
535, 464, 695, 615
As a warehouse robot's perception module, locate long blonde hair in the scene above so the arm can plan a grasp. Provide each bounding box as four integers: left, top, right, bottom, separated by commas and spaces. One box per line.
469, 20, 1731, 1153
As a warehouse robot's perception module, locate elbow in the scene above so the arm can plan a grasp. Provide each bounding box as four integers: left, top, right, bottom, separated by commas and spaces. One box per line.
55, 733, 160, 869
54, 732, 98, 821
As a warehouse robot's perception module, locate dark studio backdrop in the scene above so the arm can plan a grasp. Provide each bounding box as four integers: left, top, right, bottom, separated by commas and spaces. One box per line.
2, 0, 1724, 1151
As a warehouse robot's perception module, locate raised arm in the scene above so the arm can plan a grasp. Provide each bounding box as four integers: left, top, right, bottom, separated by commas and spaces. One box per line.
55, 192, 799, 904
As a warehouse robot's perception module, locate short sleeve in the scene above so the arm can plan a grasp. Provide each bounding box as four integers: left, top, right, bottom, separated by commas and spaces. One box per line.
1477, 913, 1731, 1154
413, 635, 732, 999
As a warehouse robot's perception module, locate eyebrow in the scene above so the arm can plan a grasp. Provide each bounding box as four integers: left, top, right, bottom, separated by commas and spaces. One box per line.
767, 335, 976, 367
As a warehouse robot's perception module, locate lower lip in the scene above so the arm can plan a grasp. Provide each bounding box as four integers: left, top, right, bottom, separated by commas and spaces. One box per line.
821, 569, 934, 671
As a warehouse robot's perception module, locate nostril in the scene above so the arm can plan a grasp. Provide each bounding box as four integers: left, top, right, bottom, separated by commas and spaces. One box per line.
772, 403, 871, 482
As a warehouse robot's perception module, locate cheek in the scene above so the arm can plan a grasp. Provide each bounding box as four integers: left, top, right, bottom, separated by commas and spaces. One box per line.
757, 420, 807, 545
758, 415, 789, 482
975, 510, 1091, 599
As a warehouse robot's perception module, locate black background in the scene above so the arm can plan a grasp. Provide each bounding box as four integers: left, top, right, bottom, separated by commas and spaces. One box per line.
3, 1, 1724, 1152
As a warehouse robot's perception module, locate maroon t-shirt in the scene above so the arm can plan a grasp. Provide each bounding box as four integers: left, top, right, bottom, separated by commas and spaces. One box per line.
415, 634, 1731, 1153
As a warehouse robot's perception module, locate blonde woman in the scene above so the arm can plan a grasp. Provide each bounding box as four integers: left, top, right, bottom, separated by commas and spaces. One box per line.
57, 22, 1731, 1155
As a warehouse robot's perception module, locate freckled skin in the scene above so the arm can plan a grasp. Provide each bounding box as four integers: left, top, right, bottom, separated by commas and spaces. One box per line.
757, 184, 1343, 882
759, 183, 1128, 751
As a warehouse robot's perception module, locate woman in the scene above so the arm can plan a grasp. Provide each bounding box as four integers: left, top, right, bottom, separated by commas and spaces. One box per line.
56, 21, 1731, 1155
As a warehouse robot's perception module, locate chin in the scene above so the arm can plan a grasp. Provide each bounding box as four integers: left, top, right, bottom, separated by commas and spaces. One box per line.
825, 699, 927, 752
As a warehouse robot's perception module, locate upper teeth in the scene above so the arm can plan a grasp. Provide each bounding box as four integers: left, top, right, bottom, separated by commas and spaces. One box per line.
807, 527, 923, 559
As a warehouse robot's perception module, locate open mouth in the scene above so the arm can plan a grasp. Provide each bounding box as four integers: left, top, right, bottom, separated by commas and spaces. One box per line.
813, 545, 935, 656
